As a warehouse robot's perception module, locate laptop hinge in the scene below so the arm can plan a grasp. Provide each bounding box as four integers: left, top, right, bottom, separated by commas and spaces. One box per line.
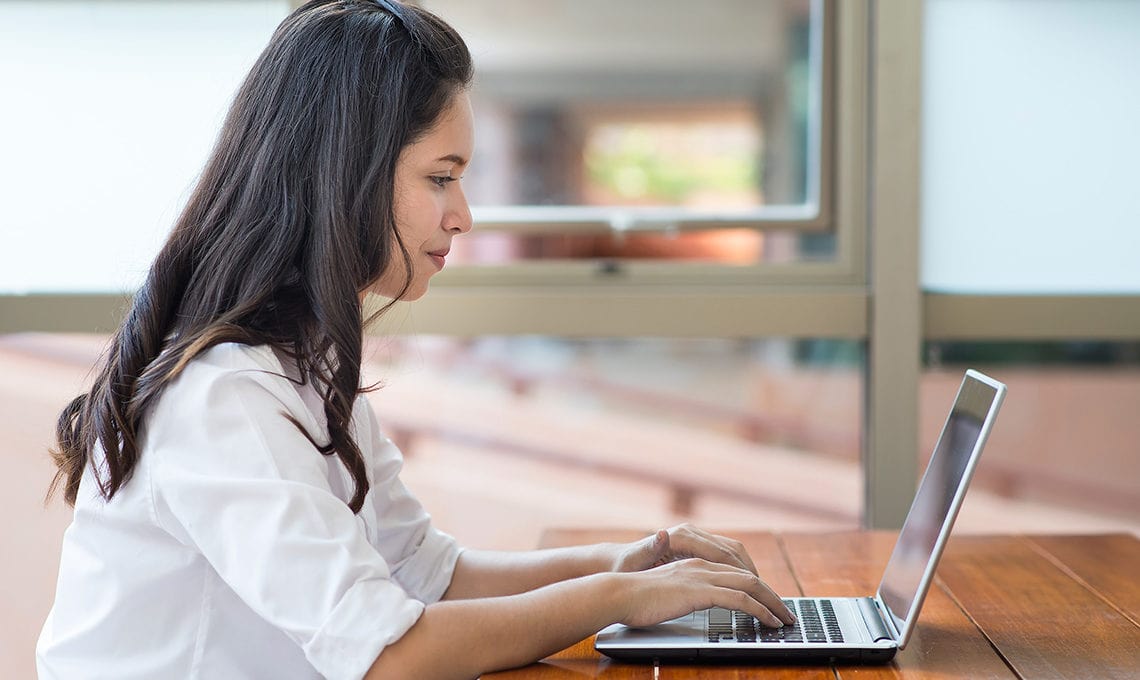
859, 597, 895, 642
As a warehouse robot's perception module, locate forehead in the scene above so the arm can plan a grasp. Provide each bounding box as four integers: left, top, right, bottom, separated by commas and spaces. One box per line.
402, 92, 474, 165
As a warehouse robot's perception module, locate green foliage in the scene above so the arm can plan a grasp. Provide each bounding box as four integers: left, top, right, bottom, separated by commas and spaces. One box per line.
585, 125, 759, 203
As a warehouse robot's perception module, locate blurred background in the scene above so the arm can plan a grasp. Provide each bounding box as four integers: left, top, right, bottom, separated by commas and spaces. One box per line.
2, 1, 1138, 677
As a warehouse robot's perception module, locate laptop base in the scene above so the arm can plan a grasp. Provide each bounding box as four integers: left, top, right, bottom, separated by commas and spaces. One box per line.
595, 646, 898, 664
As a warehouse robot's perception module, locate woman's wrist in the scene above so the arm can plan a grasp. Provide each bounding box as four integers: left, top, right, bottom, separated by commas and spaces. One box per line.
585, 570, 634, 626
590, 542, 625, 573
561, 542, 625, 576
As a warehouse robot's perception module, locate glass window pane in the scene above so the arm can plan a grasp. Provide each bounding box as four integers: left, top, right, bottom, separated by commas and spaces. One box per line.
922, 340, 1140, 534
423, 0, 828, 266
921, 0, 1140, 293
361, 335, 864, 549
0, 1, 290, 294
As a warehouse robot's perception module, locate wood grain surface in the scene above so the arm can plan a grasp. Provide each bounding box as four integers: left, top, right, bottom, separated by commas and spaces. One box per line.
483, 530, 1140, 679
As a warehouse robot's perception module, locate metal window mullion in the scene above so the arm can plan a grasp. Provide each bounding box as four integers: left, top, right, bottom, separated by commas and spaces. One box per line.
864, 0, 922, 530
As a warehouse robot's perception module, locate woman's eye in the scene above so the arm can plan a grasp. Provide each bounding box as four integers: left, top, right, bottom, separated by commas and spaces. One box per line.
430, 175, 455, 188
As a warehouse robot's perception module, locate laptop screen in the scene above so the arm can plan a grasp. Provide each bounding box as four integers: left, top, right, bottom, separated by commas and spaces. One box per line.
877, 371, 1005, 645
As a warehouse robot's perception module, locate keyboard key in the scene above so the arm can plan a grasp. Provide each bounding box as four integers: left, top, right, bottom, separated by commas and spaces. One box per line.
707, 603, 847, 644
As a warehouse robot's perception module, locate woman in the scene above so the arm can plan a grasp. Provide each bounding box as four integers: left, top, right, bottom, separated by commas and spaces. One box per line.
37, 1, 794, 678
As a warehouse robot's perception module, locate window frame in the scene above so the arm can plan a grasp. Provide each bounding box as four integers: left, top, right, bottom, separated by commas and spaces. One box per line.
9, 1, 1139, 530
424, 0, 847, 291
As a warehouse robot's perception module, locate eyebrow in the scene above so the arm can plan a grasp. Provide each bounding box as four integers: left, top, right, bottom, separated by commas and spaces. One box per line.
436, 154, 468, 167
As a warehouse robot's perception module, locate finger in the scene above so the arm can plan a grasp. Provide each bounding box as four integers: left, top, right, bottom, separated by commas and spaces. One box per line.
711, 587, 785, 629
702, 566, 796, 626
717, 536, 758, 575
671, 526, 756, 573
666, 528, 757, 575
724, 536, 758, 575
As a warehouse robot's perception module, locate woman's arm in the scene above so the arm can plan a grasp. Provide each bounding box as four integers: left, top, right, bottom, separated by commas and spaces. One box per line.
440, 544, 614, 600
368, 557, 795, 679
441, 524, 761, 600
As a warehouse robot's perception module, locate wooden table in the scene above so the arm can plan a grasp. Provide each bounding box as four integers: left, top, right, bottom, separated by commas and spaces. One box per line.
486, 530, 1140, 679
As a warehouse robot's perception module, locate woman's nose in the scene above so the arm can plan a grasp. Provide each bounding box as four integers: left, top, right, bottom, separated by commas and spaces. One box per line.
446, 187, 473, 234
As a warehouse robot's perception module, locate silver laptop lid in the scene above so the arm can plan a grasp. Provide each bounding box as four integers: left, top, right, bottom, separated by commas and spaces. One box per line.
875, 369, 1006, 648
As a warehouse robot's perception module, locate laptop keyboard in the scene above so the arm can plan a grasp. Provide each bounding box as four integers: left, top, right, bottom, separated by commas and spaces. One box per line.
707, 599, 844, 644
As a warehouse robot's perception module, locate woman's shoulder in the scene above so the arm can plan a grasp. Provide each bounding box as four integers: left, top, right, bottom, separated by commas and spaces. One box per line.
173, 342, 294, 388
139, 343, 336, 476
188, 341, 283, 374
158, 342, 314, 424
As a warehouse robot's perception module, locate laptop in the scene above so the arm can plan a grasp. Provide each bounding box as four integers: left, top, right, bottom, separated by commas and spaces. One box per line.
595, 368, 1006, 664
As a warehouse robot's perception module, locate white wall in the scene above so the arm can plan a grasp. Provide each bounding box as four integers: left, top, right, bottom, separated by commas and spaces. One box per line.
921, 0, 1140, 294
0, 1, 289, 293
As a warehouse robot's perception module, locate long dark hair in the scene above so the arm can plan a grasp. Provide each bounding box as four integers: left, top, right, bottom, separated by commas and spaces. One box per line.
49, 0, 472, 513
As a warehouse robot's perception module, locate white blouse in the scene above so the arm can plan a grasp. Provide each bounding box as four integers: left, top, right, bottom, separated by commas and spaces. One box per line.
37, 343, 461, 680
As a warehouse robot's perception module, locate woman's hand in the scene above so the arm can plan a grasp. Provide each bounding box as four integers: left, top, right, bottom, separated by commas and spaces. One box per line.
371, 527, 795, 678
610, 523, 758, 576
613, 558, 796, 629
605, 524, 796, 628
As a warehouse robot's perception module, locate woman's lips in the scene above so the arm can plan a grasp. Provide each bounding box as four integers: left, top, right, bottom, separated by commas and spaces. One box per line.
428, 248, 449, 270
